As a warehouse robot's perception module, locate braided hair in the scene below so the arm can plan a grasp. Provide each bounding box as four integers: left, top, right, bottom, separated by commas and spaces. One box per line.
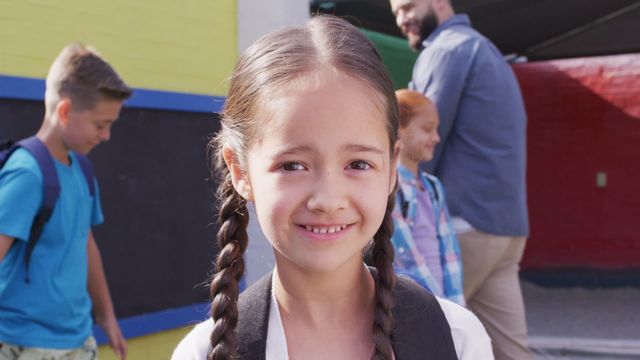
207, 145, 249, 359
371, 190, 397, 359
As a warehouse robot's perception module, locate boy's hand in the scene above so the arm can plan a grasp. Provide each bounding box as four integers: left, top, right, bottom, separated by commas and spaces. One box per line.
100, 315, 128, 360
87, 233, 127, 358
0, 234, 15, 262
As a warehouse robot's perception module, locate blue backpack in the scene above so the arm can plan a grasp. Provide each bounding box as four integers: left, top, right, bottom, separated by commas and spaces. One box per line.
0, 136, 95, 282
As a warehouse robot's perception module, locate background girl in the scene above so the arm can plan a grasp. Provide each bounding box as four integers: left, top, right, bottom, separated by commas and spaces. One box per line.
391, 89, 465, 306
173, 15, 492, 360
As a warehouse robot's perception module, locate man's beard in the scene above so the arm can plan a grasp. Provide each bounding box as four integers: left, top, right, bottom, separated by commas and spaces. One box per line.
411, 10, 439, 50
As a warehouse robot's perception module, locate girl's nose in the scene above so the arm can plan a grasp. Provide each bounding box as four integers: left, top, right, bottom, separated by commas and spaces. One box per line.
306, 170, 348, 214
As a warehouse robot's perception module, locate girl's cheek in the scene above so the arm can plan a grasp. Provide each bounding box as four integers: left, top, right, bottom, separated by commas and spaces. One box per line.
271, 198, 293, 215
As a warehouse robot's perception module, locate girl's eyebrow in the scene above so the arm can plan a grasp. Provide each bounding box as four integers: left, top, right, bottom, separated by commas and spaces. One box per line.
272, 144, 384, 157
344, 144, 385, 155
271, 145, 314, 158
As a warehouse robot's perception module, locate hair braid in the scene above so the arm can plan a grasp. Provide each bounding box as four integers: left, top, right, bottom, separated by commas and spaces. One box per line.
371, 191, 397, 360
208, 164, 249, 360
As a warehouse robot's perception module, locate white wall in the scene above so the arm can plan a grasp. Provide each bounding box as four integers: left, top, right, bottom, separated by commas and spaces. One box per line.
244, 203, 276, 286
237, 0, 310, 53
237, 0, 309, 286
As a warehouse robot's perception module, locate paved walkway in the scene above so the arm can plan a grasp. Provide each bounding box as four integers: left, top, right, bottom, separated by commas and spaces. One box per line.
522, 280, 640, 359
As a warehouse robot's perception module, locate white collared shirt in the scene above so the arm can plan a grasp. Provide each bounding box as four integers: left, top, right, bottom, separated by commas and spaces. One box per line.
172, 285, 494, 359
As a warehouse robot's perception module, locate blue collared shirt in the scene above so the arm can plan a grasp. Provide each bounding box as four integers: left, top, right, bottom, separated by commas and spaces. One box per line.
410, 14, 529, 236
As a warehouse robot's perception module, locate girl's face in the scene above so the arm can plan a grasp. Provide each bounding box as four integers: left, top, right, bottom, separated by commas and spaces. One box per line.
399, 103, 440, 164
236, 71, 396, 275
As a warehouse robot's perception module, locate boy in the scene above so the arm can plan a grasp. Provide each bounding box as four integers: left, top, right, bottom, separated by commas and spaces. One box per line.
0, 44, 131, 360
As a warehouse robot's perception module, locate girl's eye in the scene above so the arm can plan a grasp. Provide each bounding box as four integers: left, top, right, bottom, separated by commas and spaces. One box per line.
349, 160, 371, 171
282, 162, 305, 171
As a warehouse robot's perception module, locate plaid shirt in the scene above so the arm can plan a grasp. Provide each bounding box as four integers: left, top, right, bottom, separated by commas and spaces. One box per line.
391, 164, 465, 306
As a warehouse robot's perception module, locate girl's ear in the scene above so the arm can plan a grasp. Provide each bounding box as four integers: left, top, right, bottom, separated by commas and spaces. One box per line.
396, 127, 406, 148
222, 145, 253, 201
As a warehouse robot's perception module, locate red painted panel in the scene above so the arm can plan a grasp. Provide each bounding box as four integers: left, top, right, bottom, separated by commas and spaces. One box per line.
514, 54, 640, 269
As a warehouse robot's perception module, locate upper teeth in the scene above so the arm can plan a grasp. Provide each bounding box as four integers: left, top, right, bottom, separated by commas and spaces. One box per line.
305, 225, 348, 234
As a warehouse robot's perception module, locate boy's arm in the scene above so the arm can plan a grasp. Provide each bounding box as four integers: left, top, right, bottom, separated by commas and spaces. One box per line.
87, 231, 127, 360
0, 234, 15, 262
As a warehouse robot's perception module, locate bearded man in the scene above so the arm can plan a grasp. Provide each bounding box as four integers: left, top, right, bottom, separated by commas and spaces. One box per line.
389, 1, 533, 359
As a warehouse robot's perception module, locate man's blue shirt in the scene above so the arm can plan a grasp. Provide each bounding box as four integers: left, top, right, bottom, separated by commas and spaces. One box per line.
410, 14, 529, 236
0, 148, 103, 348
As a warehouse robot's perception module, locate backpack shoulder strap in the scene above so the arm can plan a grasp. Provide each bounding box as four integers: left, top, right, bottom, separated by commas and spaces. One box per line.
74, 153, 95, 196
397, 186, 409, 219
16, 137, 60, 282
18, 137, 60, 209
237, 272, 272, 360
422, 173, 440, 203
393, 275, 458, 359
366, 267, 458, 359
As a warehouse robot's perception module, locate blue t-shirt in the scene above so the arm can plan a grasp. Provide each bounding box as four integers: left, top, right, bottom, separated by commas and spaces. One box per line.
0, 148, 103, 348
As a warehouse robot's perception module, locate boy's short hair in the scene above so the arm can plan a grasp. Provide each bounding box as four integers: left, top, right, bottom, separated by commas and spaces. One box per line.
45, 43, 132, 113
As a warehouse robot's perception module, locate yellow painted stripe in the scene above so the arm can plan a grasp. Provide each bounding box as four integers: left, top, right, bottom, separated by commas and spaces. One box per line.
97, 326, 194, 360
0, 0, 236, 96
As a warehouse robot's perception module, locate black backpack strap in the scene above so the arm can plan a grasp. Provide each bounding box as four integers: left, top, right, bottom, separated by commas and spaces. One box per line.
393, 275, 458, 359
398, 187, 409, 219
423, 174, 440, 202
236, 273, 272, 360
75, 154, 95, 197
366, 267, 457, 359
17, 137, 60, 283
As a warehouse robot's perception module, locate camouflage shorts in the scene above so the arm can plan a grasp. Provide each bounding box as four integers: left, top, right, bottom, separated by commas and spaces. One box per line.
0, 336, 97, 360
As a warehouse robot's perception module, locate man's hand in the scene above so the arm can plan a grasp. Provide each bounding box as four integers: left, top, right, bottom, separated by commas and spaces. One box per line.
99, 314, 127, 360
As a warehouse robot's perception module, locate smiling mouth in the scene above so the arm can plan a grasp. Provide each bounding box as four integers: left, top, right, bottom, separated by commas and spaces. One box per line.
403, 23, 419, 36
301, 224, 349, 234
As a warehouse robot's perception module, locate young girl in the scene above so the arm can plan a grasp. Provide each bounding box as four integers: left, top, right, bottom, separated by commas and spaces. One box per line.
173, 16, 492, 360
391, 89, 465, 306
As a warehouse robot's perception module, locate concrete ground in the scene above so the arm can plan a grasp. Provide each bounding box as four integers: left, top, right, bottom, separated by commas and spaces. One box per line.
522, 280, 640, 359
